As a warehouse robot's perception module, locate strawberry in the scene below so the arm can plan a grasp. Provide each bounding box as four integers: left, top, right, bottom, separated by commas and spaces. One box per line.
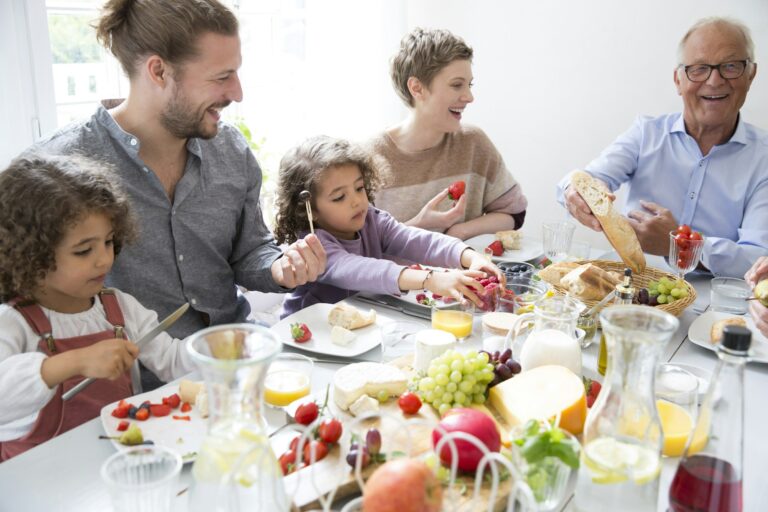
408, 263, 423, 270
116, 420, 130, 432
135, 408, 150, 421
415, 293, 427, 302
485, 240, 504, 257
431, 293, 442, 300
290, 323, 312, 343
447, 180, 466, 201
586, 395, 596, 408
584, 378, 602, 408
150, 404, 171, 417
180, 402, 192, 413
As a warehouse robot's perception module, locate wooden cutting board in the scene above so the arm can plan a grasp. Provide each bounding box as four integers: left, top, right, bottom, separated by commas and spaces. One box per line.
277, 355, 522, 512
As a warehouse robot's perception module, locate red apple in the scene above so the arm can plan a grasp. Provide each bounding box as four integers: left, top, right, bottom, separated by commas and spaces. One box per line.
432, 408, 501, 472
362, 459, 442, 512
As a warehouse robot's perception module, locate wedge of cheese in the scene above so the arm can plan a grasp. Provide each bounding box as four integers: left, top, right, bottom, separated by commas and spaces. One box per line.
488, 365, 587, 435
349, 394, 380, 417
333, 362, 407, 411
414, 329, 457, 373
328, 302, 376, 330
331, 325, 357, 346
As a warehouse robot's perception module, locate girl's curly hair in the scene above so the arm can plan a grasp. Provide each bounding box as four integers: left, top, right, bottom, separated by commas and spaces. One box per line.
273, 136, 385, 244
0, 154, 138, 302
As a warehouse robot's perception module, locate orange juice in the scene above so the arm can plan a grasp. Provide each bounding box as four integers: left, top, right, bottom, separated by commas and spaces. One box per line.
432, 309, 473, 339
264, 370, 310, 407
657, 399, 707, 457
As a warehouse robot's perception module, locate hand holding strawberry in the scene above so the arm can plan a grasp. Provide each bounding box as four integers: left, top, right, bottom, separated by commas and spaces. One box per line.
290, 323, 312, 343
447, 180, 466, 201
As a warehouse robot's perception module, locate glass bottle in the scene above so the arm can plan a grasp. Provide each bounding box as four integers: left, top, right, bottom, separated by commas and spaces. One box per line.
186, 324, 289, 512
575, 305, 679, 512
668, 325, 750, 512
597, 269, 634, 375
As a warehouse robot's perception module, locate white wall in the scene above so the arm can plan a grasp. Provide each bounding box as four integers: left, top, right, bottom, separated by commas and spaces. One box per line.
403, 0, 768, 250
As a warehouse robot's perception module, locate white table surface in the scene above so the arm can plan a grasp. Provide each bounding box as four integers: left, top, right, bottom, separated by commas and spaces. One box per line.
1, 255, 766, 512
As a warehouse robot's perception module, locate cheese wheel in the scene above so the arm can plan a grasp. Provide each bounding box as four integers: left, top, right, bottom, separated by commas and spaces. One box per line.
488, 365, 587, 435
414, 329, 457, 373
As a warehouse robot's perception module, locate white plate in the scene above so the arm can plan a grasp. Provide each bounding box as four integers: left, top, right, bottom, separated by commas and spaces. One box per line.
687, 310, 768, 363
100, 384, 205, 462
273, 302, 391, 357
465, 234, 543, 263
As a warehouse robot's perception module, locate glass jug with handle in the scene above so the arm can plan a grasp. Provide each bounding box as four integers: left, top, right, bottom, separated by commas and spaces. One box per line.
504, 295, 582, 375
186, 323, 289, 512
575, 305, 679, 512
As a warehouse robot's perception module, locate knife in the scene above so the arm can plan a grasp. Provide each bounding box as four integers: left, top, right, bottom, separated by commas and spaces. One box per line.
62, 303, 190, 401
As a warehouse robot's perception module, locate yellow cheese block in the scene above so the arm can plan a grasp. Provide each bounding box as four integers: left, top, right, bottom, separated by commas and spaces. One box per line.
488, 365, 587, 435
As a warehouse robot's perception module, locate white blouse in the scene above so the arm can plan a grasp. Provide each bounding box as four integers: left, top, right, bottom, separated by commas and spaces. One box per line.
0, 289, 196, 441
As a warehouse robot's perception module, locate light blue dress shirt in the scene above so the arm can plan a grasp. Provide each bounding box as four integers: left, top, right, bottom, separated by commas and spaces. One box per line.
557, 113, 768, 278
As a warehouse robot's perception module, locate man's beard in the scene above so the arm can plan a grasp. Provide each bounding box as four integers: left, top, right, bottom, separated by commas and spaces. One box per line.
160, 88, 229, 140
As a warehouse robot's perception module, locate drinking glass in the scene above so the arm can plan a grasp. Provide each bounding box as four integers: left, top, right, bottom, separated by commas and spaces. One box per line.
264, 353, 313, 407
668, 230, 705, 280
101, 445, 183, 512
431, 301, 474, 341
655, 364, 699, 457
542, 221, 576, 263
710, 277, 751, 315
380, 320, 424, 362
498, 281, 549, 315
569, 240, 591, 261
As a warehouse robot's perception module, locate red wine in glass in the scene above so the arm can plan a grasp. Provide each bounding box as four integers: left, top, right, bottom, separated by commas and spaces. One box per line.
669, 454, 742, 512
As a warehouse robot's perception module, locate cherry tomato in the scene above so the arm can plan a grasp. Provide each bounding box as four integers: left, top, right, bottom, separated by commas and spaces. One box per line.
318, 418, 343, 444
303, 440, 329, 465
278, 449, 296, 475
294, 402, 319, 426
398, 391, 423, 415
689, 231, 703, 241
676, 224, 692, 236
674, 233, 691, 250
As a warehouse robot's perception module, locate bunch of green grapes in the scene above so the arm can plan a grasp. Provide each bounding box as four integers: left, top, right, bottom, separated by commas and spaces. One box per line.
416, 349, 495, 416
647, 277, 689, 305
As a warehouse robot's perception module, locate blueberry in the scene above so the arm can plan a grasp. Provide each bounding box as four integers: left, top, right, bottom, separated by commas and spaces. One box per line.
128, 406, 138, 419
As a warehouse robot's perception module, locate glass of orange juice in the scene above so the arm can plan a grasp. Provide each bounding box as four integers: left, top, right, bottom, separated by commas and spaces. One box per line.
431, 301, 474, 341
655, 364, 701, 457
264, 353, 313, 407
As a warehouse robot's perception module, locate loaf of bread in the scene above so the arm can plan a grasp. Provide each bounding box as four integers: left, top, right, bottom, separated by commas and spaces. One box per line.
570, 171, 646, 274
537, 261, 582, 287
495, 230, 522, 250
710, 317, 747, 344
560, 263, 622, 300
328, 302, 377, 330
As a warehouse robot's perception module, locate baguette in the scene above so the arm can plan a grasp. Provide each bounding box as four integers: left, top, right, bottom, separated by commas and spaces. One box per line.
570, 171, 646, 273
710, 317, 747, 344
537, 261, 582, 287
328, 302, 376, 330
495, 230, 522, 250
560, 263, 622, 300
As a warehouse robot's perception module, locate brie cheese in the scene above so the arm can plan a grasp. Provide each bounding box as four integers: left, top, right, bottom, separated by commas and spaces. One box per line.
414, 329, 457, 373
333, 362, 407, 411
348, 394, 380, 417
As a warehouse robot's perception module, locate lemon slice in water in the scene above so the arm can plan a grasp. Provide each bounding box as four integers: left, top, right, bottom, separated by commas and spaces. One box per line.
583, 437, 660, 485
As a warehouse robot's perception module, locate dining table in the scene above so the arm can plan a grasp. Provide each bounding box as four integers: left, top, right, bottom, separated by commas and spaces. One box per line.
0, 254, 766, 512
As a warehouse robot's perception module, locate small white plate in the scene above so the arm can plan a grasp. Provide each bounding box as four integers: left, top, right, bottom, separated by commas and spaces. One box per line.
465, 233, 543, 263
100, 384, 205, 462
273, 302, 391, 357
687, 310, 768, 363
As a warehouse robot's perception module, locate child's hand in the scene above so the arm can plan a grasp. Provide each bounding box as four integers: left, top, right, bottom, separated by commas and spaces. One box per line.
425, 269, 485, 305
462, 249, 506, 286
77, 338, 139, 380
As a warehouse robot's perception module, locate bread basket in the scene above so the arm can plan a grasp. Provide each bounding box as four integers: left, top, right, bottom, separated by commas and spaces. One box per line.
548, 259, 697, 318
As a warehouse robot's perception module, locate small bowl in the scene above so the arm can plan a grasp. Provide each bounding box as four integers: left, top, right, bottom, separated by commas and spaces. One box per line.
497, 261, 535, 284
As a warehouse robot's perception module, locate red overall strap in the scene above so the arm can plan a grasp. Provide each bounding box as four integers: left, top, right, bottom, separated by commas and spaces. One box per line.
99, 289, 126, 338
8, 298, 56, 353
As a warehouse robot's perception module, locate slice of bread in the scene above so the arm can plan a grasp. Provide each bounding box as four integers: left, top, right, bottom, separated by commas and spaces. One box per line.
560, 263, 622, 301
710, 317, 747, 344
537, 261, 582, 287
570, 171, 646, 274
328, 302, 377, 330
496, 230, 522, 250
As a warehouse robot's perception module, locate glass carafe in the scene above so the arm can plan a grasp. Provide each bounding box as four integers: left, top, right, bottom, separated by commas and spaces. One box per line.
186, 324, 289, 512
505, 295, 582, 375
575, 305, 679, 512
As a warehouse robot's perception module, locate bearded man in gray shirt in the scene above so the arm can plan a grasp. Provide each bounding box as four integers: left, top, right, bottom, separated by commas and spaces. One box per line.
28, 0, 326, 388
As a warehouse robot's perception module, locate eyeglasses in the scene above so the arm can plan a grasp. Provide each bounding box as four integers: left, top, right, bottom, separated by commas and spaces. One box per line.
680, 60, 750, 82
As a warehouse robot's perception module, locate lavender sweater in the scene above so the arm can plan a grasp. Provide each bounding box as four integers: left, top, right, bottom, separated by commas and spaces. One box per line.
281, 207, 467, 317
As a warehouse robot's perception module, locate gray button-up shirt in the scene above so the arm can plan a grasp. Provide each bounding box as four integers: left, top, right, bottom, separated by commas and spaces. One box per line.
28, 105, 286, 338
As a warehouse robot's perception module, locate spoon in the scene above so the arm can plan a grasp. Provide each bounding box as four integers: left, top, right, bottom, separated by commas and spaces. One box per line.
299, 190, 314, 234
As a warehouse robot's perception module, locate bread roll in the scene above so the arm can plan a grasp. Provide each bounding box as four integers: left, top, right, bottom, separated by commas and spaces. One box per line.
570, 171, 646, 273
495, 230, 522, 250
560, 263, 621, 300
710, 317, 747, 344
537, 262, 582, 287
179, 379, 203, 404
328, 302, 376, 330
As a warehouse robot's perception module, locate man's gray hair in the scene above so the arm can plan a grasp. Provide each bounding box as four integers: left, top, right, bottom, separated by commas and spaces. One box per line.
677, 17, 755, 65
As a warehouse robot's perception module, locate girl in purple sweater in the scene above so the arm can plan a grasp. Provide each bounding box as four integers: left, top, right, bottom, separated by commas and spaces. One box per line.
274, 135, 502, 317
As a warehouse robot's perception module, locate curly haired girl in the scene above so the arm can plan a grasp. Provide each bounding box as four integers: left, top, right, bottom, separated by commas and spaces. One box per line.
0, 155, 194, 460
274, 135, 503, 317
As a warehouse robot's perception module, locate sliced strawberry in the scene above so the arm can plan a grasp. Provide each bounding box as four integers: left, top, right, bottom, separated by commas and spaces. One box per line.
150, 404, 171, 417
485, 240, 504, 257
116, 420, 130, 432
290, 323, 312, 343
163, 393, 181, 409
172, 415, 191, 421
180, 402, 192, 413
135, 408, 150, 421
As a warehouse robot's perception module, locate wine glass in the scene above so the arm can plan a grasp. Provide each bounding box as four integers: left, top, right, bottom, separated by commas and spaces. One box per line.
668, 230, 705, 281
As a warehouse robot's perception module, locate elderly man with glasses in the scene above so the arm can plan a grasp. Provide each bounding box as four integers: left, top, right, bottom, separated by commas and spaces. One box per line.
558, 17, 767, 278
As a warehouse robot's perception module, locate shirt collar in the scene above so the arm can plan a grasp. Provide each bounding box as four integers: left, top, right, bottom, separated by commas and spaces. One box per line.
670, 112, 748, 146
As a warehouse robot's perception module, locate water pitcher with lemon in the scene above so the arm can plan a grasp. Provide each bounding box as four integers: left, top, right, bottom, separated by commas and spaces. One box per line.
186, 324, 289, 512
575, 305, 678, 512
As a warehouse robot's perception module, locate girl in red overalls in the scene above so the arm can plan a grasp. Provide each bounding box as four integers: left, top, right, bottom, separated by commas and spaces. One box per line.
0, 155, 195, 461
